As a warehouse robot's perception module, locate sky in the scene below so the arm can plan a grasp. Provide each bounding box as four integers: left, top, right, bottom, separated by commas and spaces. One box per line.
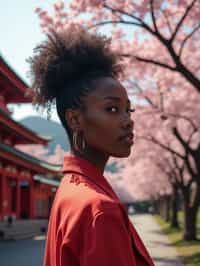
1, 0, 61, 122
1, 1, 135, 123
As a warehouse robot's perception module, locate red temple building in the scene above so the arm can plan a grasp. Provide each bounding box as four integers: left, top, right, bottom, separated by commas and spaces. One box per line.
0, 53, 62, 224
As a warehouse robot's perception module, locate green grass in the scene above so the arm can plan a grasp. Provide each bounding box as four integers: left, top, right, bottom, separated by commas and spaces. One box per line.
154, 213, 200, 266
178, 210, 200, 225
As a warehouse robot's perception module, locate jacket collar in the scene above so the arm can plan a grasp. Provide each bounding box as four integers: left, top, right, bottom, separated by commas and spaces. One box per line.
62, 154, 119, 201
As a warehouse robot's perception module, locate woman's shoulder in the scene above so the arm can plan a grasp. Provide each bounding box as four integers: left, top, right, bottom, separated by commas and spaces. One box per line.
57, 172, 121, 218
48, 173, 126, 242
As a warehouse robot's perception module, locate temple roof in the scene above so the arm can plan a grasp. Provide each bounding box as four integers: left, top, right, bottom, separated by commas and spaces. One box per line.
0, 142, 62, 175
34, 175, 60, 187
0, 52, 29, 86
0, 107, 52, 145
0, 52, 33, 104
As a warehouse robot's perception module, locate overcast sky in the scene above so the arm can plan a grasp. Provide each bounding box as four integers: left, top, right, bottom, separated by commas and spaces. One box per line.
1, 0, 61, 122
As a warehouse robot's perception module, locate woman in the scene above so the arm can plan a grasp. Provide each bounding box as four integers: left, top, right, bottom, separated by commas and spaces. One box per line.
29, 28, 154, 266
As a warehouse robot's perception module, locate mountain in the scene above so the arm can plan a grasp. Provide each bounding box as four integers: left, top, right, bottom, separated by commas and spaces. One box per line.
19, 116, 70, 154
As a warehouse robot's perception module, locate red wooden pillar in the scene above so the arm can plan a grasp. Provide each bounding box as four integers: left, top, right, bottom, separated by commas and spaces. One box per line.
29, 179, 34, 219
0, 172, 7, 220
16, 179, 21, 219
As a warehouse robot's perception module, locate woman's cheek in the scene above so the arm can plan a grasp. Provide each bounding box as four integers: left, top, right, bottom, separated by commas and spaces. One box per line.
84, 110, 117, 142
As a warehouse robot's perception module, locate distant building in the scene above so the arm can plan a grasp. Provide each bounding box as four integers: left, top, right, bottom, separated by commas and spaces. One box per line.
0, 53, 62, 221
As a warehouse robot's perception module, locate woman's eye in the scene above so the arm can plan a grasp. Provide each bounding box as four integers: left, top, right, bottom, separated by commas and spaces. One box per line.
106, 107, 135, 114
127, 108, 135, 113
106, 107, 118, 113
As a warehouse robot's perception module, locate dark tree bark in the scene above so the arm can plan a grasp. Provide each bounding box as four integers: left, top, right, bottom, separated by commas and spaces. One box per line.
183, 204, 198, 240
182, 186, 200, 240
160, 195, 171, 222
170, 186, 180, 228
165, 195, 171, 222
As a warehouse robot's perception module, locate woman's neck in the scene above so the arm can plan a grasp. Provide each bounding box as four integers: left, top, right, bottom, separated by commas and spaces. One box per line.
70, 149, 109, 175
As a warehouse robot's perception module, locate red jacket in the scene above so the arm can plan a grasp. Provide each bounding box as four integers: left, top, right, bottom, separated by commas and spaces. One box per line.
44, 155, 155, 266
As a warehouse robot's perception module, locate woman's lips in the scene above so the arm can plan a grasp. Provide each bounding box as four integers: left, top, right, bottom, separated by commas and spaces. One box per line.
119, 134, 134, 146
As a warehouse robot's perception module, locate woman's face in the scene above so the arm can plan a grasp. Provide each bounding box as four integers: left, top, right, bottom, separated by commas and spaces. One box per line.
81, 77, 134, 157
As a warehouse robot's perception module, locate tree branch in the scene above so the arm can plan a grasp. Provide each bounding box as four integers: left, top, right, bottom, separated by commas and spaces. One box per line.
97, 1, 200, 92
128, 80, 158, 108
170, 0, 197, 43
87, 19, 142, 30
103, 3, 144, 24
179, 23, 200, 58
120, 54, 177, 72
140, 135, 185, 159
155, 160, 174, 182
103, 3, 156, 35
171, 152, 184, 186
173, 127, 194, 154
184, 152, 197, 180
166, 112, 198, 131
150, 0, 159, 33
166, 158, 180, 185
187, 127, 198, 146
160, 8, 173, 35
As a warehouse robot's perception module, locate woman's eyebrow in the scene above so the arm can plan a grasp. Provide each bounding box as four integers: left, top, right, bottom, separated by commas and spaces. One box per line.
103, 96, 130, 104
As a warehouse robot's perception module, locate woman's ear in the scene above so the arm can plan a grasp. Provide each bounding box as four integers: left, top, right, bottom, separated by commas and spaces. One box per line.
65, 109, 83, 131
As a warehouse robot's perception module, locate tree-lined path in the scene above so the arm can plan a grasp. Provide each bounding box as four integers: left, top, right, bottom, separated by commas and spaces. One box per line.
130, 214, 183, 266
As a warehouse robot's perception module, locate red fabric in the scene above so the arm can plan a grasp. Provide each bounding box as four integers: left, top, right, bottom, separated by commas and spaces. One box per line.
44, 155, 155, 266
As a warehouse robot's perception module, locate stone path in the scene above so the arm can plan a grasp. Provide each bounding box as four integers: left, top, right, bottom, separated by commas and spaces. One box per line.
129, 214, 184, 266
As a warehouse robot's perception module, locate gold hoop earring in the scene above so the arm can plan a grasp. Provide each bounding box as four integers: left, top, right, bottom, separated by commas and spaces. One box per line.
73, 132, 86, 153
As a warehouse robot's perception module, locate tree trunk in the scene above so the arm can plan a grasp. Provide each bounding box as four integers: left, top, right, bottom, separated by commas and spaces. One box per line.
183, 204, 198, 240
170, 187, 179, 228
182, 187, 198, 240
153, 199, 159, 214
176, 61, 200, 92
162, 195, 171, 222
166, 195, 171, 222
159, 197, 164, 218
160, 196, 165, 219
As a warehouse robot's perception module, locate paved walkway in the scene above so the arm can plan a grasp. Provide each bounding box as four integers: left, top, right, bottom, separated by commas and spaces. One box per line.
129, 214, 184, 266
0, 236, 45, 266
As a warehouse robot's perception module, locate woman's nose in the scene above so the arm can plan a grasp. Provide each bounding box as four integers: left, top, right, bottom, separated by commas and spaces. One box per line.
121, 114, 134, 130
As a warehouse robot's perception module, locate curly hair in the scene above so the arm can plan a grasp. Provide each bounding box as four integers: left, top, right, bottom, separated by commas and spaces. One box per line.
28, 28, 122, 142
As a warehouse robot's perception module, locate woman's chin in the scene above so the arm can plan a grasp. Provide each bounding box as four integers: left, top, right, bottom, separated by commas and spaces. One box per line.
111, 147, 132, 158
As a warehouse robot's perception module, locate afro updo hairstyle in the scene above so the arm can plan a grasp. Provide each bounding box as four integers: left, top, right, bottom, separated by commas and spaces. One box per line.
28, 27, 122, 143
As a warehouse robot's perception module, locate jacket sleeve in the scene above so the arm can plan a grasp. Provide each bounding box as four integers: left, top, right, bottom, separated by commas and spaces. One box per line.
81, 207, 136, 266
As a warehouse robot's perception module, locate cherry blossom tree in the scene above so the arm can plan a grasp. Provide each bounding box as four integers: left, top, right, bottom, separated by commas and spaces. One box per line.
106, 170, 137, 202
152, 150, 183, 227
132, 83, 200, 240
15, 143, 66, 164
15, 144, 50, 161
35, 0, 200, 93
